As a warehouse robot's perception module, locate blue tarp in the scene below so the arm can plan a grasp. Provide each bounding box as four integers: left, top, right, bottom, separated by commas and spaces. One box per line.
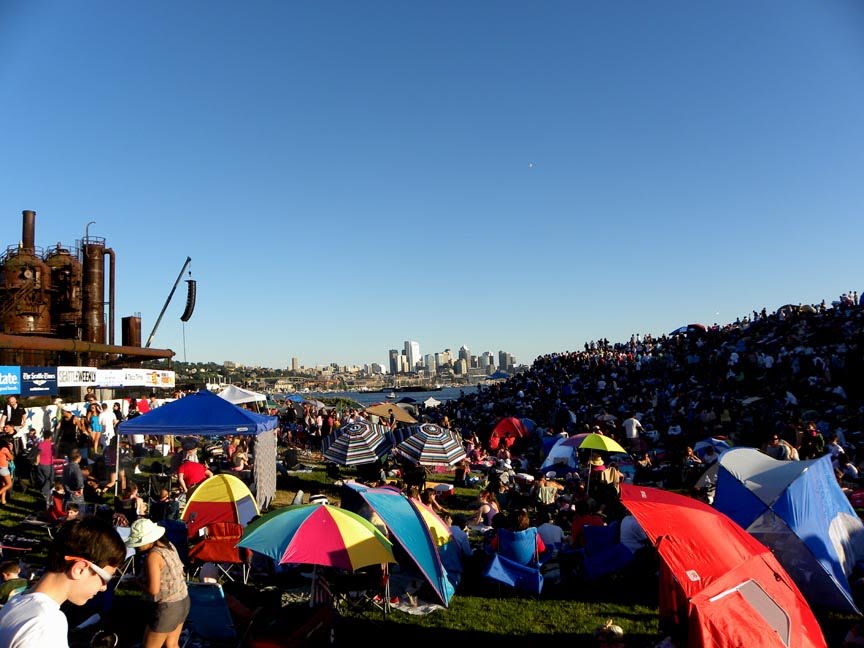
121, 389, 278, 436
342, 482, 454, 607
714, 448, 864, 614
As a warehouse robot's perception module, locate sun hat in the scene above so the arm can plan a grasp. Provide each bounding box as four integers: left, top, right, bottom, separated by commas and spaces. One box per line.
589, 455, 605, 467
125, 519, 166, 548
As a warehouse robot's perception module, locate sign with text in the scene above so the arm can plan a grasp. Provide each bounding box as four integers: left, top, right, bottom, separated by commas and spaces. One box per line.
0, 366, 22, 395
57, 366, 98, 387
96, 369, 126, 387
21, 367, 58, 397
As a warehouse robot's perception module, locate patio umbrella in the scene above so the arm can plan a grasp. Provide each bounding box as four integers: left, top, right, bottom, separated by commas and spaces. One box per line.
394, 423, 467, 466
365, 402, 417, 424
693, 436, 731, 459
322, 421, 390, 466
238, 504, 395, 571
574, 432, 627, 454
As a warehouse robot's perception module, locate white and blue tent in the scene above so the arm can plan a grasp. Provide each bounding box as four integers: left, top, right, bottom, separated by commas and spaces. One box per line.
713, 447, 864, 614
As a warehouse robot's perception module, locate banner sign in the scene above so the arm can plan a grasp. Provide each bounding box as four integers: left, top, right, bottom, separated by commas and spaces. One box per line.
57, 366, 98, 387
21, 367, 58, 397
95, 369, 126, 387
146, 370, 176, 389
0, 366, 22, 395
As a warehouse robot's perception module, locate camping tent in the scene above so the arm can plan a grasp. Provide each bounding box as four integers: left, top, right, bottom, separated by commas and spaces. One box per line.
488, 417, 529, 450
341, 482, 454, 607
621, 484, 826, 648
121, 390, 279, 508
181, 474, 260, 539
540, 436, 577, 474
218, 385, 267, 407
713, 448, 864, 614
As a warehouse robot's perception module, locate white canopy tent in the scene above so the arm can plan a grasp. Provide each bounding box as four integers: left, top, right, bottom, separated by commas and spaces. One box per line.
217, 385, 267, 410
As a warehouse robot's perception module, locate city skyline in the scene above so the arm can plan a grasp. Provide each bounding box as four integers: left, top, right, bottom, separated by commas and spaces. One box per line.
1, 3, 862, 369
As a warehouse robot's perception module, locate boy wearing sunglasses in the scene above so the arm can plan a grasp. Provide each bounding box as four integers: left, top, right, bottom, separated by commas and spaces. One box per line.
0, 517, 126, 647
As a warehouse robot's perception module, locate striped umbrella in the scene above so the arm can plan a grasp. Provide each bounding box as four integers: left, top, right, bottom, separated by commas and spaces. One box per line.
394, 423, 467, 467
323, 420, 390, 466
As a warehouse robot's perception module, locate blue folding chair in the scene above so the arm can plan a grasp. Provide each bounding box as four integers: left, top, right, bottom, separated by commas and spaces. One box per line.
183, 582, 237, 647
482, 527, 544, 595
582, 521, 634, 581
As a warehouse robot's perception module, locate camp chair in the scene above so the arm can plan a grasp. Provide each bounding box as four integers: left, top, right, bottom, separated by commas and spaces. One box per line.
482, 527, 544, 595
188, 521, 251, 584
182, 582, 238, 647
316, 565, 391, 617
581, 521, 634, 581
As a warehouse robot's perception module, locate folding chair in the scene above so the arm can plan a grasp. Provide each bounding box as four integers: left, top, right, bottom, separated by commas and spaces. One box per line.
581, 521, 634, 581
482, 528, 544, 595
182, 582, 238, 647
188, 522, 251, 584
316, 565, 391, 617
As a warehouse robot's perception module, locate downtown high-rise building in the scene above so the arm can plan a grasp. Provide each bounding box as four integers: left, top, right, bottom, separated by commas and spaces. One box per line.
388, 349, 400, 375
404, 340, 421, 372
291, 356, 299, 372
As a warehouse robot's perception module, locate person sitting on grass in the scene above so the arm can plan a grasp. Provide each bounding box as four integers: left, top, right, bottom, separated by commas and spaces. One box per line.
0, 518, 126, 647
0, 561, 28, 605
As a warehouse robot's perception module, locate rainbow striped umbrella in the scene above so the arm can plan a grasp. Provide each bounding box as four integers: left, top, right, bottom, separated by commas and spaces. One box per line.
238, 504, 395, 571
323, 420, 390, 466
394, 423, 467, 466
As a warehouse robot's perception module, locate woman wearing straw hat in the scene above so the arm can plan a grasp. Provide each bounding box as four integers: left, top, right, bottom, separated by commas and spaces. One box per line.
125, 519, 189, 648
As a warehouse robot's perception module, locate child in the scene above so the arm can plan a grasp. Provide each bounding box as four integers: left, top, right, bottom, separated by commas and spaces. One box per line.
0, 562, 28, 604
0, 518, 126, 646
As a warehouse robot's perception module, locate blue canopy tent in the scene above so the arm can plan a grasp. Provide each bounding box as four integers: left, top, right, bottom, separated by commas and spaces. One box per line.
121, 389, 279, 508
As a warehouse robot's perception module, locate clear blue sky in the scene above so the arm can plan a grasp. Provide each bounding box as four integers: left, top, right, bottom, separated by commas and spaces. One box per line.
1, 1, 862, 369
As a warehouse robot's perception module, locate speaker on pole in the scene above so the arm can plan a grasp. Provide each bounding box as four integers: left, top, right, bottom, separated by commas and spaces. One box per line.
180, 279, 197, 322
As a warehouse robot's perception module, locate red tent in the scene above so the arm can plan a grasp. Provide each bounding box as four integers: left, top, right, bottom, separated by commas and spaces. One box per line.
488, 417, 529, 450
621, 484, 826, 648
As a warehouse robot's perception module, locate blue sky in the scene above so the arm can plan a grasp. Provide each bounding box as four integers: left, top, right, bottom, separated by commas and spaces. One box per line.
1, 1, 863, 369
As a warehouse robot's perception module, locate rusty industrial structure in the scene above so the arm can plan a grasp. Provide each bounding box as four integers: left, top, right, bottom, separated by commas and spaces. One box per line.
0, 210, 174, 366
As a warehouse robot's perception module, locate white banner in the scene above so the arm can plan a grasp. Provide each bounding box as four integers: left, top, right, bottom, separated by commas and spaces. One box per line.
57, 366, 98, 387
95, 369, 126, 387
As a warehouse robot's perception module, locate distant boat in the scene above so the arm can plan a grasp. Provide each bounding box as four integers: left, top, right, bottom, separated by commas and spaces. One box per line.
386, 391, 396, 399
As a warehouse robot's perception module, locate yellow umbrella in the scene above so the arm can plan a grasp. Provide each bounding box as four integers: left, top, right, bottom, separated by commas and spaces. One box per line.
577, 432, 627, 454
365, 402, 417, 424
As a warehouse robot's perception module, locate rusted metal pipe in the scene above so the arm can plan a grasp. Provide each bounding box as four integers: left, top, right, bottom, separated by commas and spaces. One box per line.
0, 332, 174, 359
22, 210, 36, 252
106, 248, 115, 345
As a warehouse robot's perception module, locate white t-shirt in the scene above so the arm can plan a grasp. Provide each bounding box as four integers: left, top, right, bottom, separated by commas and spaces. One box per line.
98, 410, 115, 446
0, 592, 69, 648
622, 418, 643, 440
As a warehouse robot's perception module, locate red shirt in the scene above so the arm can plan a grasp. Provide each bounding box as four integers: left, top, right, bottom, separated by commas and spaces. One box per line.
177, 461, 207, 488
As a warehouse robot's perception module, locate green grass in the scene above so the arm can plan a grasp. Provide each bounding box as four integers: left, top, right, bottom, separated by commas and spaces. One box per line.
3, 459, 860, 647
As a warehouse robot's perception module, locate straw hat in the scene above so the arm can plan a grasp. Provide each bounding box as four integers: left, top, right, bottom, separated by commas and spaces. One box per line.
125, 519, 166, 548
589, 455, 605, 467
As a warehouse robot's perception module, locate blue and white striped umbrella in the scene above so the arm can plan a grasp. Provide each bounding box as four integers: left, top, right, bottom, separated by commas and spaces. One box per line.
394, 423, 467, 467
323, 420, 390, 466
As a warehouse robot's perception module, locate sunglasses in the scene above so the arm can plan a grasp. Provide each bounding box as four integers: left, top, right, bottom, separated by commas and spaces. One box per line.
65, 556, 114, 585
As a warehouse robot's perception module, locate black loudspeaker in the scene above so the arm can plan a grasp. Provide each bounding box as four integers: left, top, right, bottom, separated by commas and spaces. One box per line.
180, 279, 196, 322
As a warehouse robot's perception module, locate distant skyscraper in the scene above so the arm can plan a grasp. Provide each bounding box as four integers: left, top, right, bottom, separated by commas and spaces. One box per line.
424, 354, 437, 372
404, 340, 420, 371
498, 351, 514, 372
480, 351, 493, 371
291, 356, 299, 372
455, 358, 468, 375
389, 349, 399, 375
458, 345, 470, 365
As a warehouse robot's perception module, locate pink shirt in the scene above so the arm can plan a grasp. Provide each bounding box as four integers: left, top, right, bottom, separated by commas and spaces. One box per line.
38, 440, 54, 466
